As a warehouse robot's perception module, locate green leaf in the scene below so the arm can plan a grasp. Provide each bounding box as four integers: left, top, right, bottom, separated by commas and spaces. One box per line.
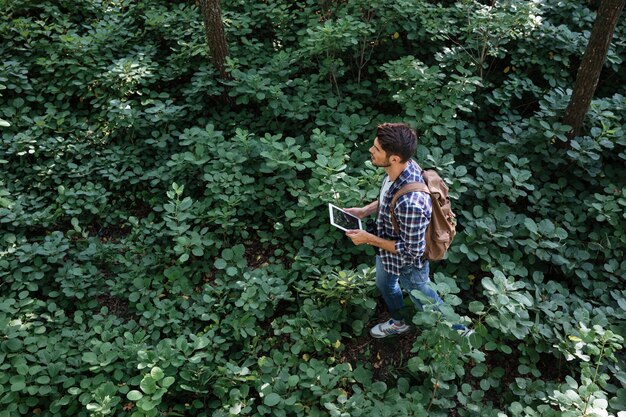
214, 258, 227, 269
15, 364, 29, 375
371, 381, 387, 395
471, 363, 487, 377
287, 375, 299, 387
138, 398, 157, 411
150, 367, 164, 381
86, 403, 100, 412
479, 379, 490, 390
10, 376, 26, 391
193, 336, 210, 350
481, 278, 497, 293
222, 248, 234, 260
264, 393, 281, 406
432, 125, 447, 136
179, 197, 193, 210
140, 376, 157, 394
127, 390, 143, 401
6, 338, 22, 352
82, 352, 98, 364
36, 375, 51, 384
353, 366, 371, 385
468, 301, 484, 313
351, 319, 364, 334
524, 218, 537, 234
162, 377, 175, 388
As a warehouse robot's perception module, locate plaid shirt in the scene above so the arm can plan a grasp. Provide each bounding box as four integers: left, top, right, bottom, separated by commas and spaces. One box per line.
376, 160, 432, 275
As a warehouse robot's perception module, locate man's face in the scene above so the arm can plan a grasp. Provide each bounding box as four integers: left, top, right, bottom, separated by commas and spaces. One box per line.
369, 137, 391, 167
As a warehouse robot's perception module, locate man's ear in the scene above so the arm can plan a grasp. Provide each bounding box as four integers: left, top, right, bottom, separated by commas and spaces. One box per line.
390, 154, 400, 164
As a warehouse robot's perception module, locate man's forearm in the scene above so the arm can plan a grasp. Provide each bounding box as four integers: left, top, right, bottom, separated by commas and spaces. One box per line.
363, 200, 379, 217
365, 233, 397, 254
360, 201, 395, 252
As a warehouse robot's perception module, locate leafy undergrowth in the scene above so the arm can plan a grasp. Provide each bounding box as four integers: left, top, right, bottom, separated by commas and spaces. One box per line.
1, 0, 625, 416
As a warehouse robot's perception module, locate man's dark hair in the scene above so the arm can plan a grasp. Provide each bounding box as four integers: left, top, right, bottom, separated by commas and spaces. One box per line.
376, 123, 417, 163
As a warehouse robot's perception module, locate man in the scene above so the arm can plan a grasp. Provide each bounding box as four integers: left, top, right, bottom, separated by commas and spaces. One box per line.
345, 123, 463, 338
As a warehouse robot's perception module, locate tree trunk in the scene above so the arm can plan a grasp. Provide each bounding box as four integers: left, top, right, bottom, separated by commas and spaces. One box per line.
562, 0, 626, 140
198, 0, 229, 79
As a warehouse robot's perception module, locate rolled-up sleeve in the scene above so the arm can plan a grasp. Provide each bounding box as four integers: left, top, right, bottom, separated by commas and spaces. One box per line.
393, 192, 431, 260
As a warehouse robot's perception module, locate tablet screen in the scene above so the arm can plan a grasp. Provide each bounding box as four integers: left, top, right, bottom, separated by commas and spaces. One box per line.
329, 204, 362, 231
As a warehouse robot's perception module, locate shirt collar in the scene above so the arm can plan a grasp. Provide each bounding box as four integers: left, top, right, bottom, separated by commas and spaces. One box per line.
394, 159, 421, 186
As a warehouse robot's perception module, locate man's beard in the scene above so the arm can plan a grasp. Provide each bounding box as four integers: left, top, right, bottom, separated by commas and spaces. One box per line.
372, 155, 391, 168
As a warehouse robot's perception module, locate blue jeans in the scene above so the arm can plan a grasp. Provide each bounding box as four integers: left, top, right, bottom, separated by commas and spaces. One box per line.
375, 256, 443, 321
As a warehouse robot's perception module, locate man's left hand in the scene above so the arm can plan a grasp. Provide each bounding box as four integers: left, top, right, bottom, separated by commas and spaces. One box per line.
345, 229, 372, 246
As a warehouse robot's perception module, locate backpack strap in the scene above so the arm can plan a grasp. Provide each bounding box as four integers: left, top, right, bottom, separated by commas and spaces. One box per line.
390, 182, 429, 234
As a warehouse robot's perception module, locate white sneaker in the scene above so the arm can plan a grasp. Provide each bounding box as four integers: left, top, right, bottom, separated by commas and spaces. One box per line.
459, 328, 475, 338
370, 319, 409, 338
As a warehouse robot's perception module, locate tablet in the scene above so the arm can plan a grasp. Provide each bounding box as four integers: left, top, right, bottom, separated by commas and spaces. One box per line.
329, 203, 363, 232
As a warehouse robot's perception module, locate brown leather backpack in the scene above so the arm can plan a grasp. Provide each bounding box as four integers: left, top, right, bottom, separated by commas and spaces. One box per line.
390, 168, 457, 261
